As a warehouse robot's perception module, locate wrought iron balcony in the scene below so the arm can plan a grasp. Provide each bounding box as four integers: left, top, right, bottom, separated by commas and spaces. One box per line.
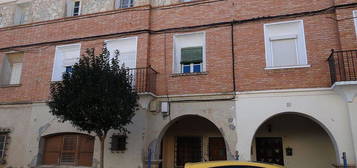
328, 49, 357, 85
127, 66, 157, 94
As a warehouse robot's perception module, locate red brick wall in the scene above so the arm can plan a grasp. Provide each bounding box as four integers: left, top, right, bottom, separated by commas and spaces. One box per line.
235, 14, 341, 91
336, 7, 357, 50
0, 0, 356, 102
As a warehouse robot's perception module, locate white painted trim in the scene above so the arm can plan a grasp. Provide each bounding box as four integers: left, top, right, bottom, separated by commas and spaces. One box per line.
156, 92, 234, 98
51, 43, 81, 81
264, 20, 308, 68
353, 10, 357, 38
154, 88, 334, 98
264, 64, 311, 70
172, 31, 206, 74
333, 81, 357, 87
236, 87, 332, 95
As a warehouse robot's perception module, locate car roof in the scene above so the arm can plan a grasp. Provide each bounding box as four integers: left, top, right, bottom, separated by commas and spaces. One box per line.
185, 161, 284, 168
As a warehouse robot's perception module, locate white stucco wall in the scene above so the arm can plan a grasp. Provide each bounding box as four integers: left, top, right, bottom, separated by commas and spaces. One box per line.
0, 102, 147, 168
235, 88, 356, 165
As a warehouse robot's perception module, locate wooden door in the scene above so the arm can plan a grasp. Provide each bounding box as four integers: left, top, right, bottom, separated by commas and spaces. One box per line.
209, 137, 227, 161
255, 137, 284, 165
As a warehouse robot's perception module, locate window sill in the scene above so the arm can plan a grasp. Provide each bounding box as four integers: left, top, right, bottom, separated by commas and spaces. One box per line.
0, 84, 21, 88
265, 64, 311, 70
170, 72, 208, 77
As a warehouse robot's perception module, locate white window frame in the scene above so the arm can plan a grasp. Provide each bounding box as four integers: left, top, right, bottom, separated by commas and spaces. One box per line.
66, 0, 81, 17
115, 0, 134, 9
264, 20, 310, 70
51, 43, 81, 81
352, 10, 357, 36
72, 0, 81, 16
0, 52, 23, 85
173, 31, 206, 74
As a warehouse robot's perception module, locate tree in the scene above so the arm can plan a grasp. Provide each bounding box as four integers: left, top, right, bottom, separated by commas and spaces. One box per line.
48, 45, 138, 168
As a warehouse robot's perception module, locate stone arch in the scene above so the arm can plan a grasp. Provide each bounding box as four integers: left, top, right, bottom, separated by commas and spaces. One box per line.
249, 111, 339, 167
148, 114, 234, 165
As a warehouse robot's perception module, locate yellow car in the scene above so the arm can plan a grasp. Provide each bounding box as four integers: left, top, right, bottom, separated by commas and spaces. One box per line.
185, 161, 284, 168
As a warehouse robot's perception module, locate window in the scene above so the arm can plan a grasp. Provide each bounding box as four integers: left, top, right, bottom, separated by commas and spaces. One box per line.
0, 129, 10, 165
0, 134, 7, 161
0, 52, 23, 86
66, 0, 81, 17
13, 3, 30, 25
0, 14, 3, 27
110, 135, 127, 151
264, 20, 308, 69
174, 32, 205, 73
115, 0, 134, 9
353, 10, 357, 36
52, 44, 81, 81
105, 37, 137, 69
42, 134, 94, 166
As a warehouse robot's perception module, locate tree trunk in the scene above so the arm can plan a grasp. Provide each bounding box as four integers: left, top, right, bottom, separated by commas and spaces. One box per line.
99, 135, 106, 168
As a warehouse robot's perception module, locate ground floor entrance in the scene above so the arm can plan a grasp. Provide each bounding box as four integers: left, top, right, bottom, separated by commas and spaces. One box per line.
251, 113, 337, 168
160, 115, 227, 168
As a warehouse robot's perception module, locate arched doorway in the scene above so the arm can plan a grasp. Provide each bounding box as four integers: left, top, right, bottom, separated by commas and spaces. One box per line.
251, 113, 337, 168
160, 115, 227, 168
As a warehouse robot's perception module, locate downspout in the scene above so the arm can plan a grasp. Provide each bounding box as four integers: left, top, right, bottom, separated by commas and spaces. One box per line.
231, 22, 237, 95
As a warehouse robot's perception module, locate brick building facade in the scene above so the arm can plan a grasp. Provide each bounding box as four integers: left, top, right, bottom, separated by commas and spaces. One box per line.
0, 0, 356, 168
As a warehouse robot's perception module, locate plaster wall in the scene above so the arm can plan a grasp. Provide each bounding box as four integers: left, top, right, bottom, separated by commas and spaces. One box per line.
0, 102, 147, 168
145, 99, 237, 161
0, 104, 32, 167
235, 89, 356, 165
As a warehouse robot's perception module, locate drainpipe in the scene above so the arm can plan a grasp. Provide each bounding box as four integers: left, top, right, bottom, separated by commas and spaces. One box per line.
231, 22, 237, 95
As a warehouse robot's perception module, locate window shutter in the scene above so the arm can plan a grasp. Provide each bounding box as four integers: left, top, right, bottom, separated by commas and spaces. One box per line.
43, 135, 62, 165
77, 135, 94, 166
271, 38, 298, 67
9, 63, 22, 85
180, 47, 203, 64
13, 5, 23, 25
66, 0, 74, 17
60, 135, 77, 165
0, 57, 12, 85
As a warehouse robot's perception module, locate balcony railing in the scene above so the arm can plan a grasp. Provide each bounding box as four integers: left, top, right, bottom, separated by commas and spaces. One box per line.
127, 66, 158, 94
328, 49, 357, 85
